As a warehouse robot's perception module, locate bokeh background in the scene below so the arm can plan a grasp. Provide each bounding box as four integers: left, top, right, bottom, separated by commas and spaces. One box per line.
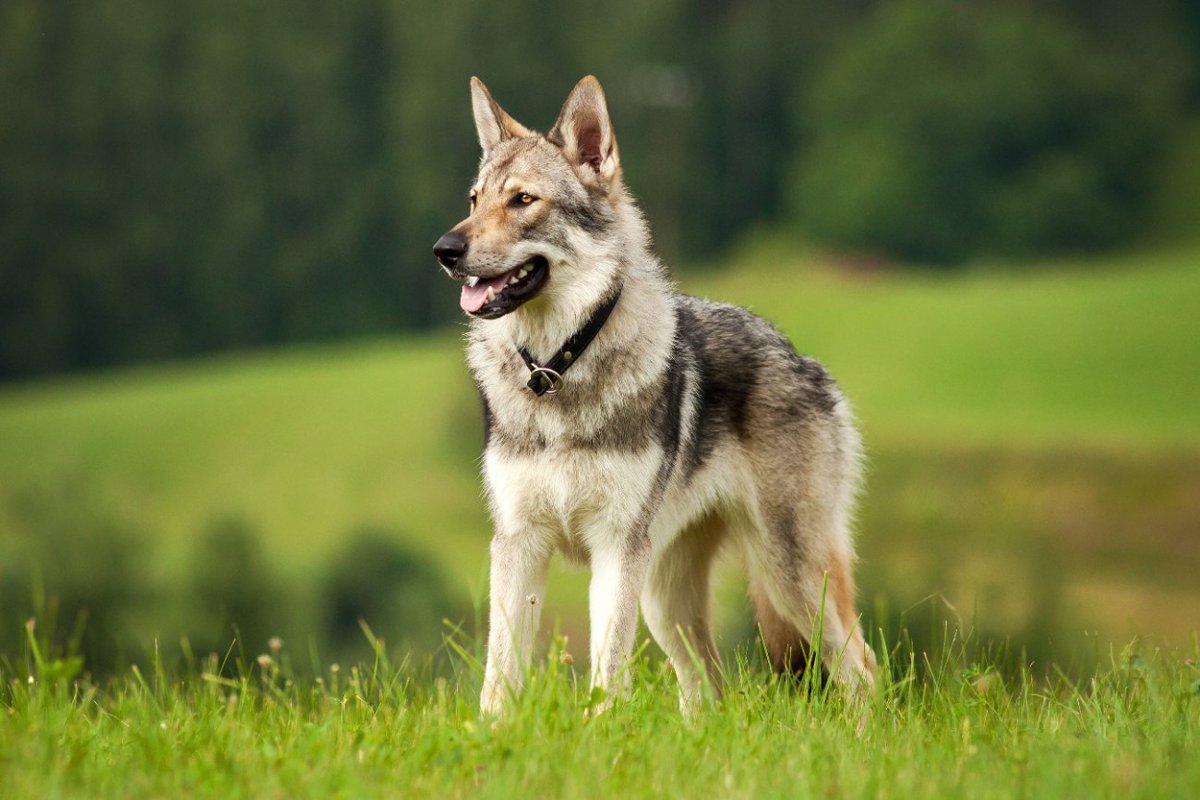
1, 0, 1198, 674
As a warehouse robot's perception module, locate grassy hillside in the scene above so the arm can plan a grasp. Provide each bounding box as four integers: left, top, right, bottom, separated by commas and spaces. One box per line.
700, 240, 1200, 447
0, 244, 1198, 660
0, 338, 486, 575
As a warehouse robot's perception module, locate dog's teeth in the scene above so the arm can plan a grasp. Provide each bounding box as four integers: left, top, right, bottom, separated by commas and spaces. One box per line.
466, 276, 479, 288
485, 287, 495, 302
508, 275, 520, 285
517, 267, 530, 279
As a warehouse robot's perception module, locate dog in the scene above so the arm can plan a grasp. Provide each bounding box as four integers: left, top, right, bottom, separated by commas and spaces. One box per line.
433, 75, 876, 713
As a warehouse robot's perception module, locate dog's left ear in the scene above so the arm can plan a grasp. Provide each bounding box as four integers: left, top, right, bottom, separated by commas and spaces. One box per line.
471, 77, 531, 157
548, 75, 620, 189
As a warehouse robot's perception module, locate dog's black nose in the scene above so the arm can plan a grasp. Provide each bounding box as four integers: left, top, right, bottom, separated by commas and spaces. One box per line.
433, 232, 468, 270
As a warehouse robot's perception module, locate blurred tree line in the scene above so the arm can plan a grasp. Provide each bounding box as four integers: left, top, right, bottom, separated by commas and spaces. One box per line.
2, 0, 1197, 380
0, 476, 466, 673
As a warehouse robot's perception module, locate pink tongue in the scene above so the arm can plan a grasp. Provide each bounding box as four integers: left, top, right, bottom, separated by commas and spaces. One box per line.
460, 271, 515, 312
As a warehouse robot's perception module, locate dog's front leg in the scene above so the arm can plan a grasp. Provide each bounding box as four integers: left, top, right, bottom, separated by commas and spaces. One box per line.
480, 532, 550, 716
588, 531, 651, 706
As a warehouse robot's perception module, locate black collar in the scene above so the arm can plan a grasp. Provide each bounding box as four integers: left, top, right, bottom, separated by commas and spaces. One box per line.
517, 288, 622, 396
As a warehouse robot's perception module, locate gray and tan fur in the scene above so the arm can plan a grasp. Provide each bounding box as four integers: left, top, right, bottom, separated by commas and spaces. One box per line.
434, 75, 876, 714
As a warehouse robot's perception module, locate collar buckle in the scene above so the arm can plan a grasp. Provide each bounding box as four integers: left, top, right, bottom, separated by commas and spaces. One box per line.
527, 366, 564, 396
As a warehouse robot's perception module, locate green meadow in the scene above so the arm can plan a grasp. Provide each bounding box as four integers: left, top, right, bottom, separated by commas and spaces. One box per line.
2, 244, 1199, 796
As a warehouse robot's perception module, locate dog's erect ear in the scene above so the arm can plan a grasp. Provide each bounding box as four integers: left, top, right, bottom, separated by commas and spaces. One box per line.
548, 75, 620, 187
470, 77, 531, 156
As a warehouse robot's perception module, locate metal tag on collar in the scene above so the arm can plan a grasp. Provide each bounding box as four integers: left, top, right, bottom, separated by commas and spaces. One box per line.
527, 366, 564, 396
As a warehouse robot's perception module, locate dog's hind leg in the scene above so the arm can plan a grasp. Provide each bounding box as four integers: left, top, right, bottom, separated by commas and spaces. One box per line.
746, 497, 875, 694
641, 512, 725, 711
749, 556, 875, 690
749, 580, 812, 676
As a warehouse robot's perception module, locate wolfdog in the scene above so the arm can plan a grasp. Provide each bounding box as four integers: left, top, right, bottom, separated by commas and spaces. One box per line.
434, 76, 876, 713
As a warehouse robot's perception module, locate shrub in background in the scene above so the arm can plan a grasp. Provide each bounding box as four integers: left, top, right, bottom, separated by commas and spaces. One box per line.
0, 493, 468, 674
320, 527, 465, 659
794, 0, 1175, 263
183, 515, 291, 663
0, 480, 153, 672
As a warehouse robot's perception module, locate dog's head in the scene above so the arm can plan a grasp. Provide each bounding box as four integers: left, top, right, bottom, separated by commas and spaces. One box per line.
434, 76, 624, 321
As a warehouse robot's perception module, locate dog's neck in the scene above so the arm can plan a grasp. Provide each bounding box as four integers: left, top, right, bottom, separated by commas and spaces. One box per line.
472, 196, 672, 365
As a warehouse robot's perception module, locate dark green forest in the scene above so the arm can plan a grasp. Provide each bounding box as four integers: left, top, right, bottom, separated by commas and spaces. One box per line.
2, 0, 1198, 380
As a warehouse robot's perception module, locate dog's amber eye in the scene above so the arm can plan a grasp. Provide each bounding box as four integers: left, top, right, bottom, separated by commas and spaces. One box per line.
510, 192, 536, 207
468, 191, 477, 211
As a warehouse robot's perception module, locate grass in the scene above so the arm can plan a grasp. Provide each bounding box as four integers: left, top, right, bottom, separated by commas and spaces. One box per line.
2, 629, 1198, 798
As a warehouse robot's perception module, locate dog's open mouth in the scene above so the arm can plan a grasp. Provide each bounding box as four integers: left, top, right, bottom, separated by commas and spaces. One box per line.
460, 256, 549, 319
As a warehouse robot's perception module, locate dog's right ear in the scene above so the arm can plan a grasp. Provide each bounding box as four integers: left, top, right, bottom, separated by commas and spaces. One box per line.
547, 75, 620, 192
471, 77, 530, 156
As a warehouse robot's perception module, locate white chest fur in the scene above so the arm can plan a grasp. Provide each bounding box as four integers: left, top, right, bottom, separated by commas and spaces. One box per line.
483, 444, 664, 555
